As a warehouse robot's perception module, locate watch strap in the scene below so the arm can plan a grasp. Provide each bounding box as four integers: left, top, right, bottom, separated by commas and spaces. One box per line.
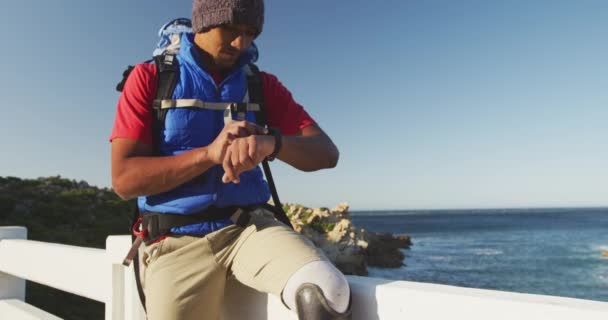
266, 127, 282, 161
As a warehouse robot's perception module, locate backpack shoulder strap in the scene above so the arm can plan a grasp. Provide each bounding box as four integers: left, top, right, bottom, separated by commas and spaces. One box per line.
245, 63, 292, 229
115, 54, 179, 151
246, 63, 267, 125
152, 53, 180, 151
153, 53, 180, 102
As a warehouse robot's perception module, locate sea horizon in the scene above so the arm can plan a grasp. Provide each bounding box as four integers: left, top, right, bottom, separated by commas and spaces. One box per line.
351, 207, 608, 302
351, 206, 608, 216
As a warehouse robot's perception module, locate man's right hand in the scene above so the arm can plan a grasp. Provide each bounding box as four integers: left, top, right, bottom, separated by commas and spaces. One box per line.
207, 120, 268, 164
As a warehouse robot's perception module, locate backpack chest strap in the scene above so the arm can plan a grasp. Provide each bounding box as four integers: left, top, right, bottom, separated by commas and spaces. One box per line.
154, 99, 261, 123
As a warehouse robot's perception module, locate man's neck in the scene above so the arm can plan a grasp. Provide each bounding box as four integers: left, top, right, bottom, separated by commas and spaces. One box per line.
191, 37, 231, 76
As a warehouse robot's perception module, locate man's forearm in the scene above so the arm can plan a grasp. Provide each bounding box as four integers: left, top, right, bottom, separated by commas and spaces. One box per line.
277, 133, 339, 171
112, 147, 215, 200
112, 121, 267, 199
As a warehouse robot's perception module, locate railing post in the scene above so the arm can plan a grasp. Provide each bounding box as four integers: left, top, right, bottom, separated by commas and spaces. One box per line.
106, 235, 146, 320
0, 226, 27, 301
106, 263, 125, 320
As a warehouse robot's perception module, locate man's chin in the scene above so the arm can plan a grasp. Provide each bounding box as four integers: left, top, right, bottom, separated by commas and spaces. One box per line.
215, 59, 237, 70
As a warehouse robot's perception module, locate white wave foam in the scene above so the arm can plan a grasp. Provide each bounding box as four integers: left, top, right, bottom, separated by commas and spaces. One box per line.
587, 244, 608, 259
472, 248, 503, 256
592, 265, 608, 283
591, 244, 608, 252
428, 256, 452, 261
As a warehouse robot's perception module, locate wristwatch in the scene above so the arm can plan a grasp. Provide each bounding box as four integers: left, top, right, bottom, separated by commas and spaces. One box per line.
266, 127, 282, 161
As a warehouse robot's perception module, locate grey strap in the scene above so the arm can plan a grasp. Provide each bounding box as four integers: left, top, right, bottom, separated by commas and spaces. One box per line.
160, 99, 259, 125
159, 99, 261, 112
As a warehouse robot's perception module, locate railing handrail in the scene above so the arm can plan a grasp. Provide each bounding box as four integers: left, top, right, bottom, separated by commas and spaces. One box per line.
0, 239, 108, 303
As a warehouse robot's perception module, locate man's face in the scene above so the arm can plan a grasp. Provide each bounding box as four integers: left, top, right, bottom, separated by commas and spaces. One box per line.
194, 24, 258, 70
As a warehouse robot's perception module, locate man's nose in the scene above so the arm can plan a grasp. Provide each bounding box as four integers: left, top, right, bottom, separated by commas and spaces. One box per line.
231, 35, 251, 50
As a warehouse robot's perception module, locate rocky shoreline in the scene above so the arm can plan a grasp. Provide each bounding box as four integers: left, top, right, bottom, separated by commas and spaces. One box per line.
283, 202, 411, 276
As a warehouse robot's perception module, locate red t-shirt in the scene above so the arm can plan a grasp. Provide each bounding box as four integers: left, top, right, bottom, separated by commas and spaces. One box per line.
110, 63, 315, 144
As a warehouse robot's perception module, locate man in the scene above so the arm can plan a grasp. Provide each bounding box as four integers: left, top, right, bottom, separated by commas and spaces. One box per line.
110, 0, 352, 319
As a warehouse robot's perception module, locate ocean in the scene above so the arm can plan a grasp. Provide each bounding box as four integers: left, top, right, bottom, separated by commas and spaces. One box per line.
350, 207, 608, 302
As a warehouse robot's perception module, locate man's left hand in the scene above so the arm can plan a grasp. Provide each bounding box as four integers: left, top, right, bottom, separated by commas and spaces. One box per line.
222, 134, 275, 183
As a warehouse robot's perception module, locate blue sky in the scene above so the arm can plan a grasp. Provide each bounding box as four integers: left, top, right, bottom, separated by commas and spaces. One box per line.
0, 1, 606, 210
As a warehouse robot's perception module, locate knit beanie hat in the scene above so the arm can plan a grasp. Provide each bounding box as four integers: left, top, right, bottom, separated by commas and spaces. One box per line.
192, 0, 265, 35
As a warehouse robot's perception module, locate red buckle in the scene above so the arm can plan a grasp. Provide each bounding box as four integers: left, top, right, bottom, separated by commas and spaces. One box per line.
132, 217, 148, 238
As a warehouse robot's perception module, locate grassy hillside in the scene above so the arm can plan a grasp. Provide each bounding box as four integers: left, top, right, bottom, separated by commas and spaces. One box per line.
0, 176, 134, 319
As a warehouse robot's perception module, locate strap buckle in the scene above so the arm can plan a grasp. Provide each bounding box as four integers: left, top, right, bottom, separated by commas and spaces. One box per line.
132, 217, 148, 238
122, 218, 147, 267
224, 103, 247, 125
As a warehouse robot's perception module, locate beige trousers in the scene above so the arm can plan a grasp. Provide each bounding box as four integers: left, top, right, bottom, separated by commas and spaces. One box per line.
141, 208, 325, 320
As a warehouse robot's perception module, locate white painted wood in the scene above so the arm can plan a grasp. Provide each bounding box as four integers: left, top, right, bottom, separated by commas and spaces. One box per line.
0, 299, 62, 320
105, 264, 125, 320
0, 226, 27, 301
347, 276, 608, 320
105, 235, 146, 320
0, 238, 107, 302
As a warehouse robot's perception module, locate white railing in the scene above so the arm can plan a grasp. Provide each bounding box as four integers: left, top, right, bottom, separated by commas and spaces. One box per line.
2, 226, 608, 320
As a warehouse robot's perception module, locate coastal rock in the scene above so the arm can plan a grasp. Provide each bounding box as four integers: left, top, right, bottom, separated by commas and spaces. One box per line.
366, 232, 411, 268
332, 202, 350, 215
284, 202, 411, 275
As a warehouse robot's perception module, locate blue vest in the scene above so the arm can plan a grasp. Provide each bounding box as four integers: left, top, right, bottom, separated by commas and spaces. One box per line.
138, 34, 271, 235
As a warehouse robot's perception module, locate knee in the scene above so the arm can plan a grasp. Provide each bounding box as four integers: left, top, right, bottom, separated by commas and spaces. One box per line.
295, 283, 352, 320
282, 260, 350, 314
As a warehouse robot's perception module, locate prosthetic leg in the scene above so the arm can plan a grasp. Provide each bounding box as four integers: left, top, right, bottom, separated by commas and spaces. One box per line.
295, 283, 352, 320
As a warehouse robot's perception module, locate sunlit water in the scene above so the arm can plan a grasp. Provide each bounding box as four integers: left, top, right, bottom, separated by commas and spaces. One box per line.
351, 208, 608, 302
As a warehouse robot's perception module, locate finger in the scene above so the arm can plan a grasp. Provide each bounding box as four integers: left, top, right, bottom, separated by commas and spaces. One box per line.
247, 136, 258, 163
222, 147, 234, 177
237, 121, 267, 136
238, 125, 250, 137
232, 123, 260, 138
239, 137, 255, 168
225, 126, 245, 140
222, 148, 237, 183
231, 142, 240, 168
226, 132, 236, 143
230, 143, 241, 183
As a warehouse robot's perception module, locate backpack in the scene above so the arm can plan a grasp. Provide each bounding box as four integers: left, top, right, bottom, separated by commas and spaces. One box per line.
115, 18, 291, 312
